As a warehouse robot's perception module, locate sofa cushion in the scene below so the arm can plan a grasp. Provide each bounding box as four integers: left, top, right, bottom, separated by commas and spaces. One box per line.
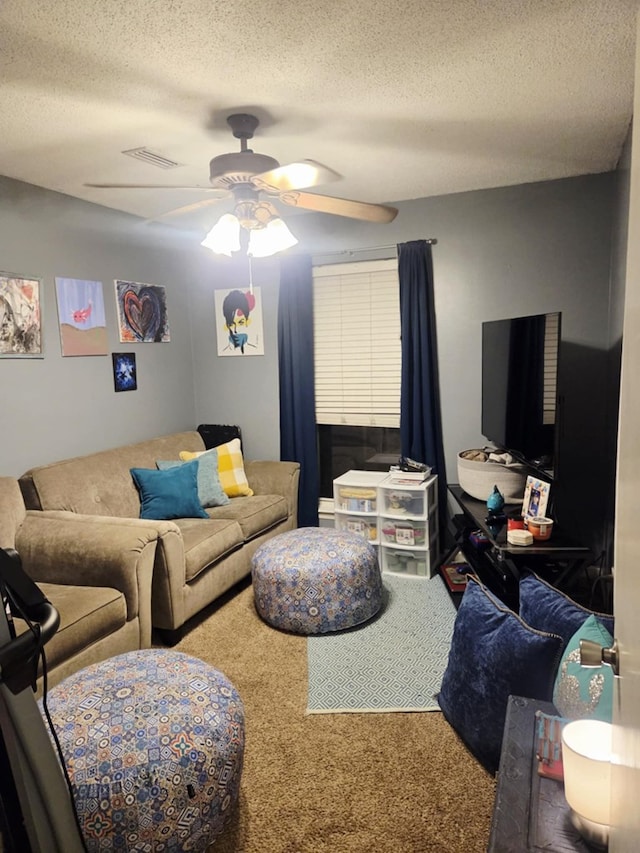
207, 494, 288, 541
16, 582, 126, 672
553, 614, 614, 722
130, 462, 209, 520
519, 571, 614, 647
157, 450, 230, 508
180, 438, 253, 498
19, 431, 207, 517
438, 577, 563, 774
173, 518, 245, 582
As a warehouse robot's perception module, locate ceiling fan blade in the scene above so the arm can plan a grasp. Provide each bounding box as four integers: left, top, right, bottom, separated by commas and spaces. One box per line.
251, 160, 341, 193
85, 183, 229, 195
146, 196, 231, 222
278, 190, 398, 223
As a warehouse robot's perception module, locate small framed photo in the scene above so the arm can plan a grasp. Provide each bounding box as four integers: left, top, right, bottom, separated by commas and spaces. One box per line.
112, 352, 137, 392
522, 475, 551, 519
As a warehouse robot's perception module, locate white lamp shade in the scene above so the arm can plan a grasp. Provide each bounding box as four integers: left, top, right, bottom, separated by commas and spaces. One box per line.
200, 214, 241, 256
562, 719, 612, 828
248, 218, 298, 258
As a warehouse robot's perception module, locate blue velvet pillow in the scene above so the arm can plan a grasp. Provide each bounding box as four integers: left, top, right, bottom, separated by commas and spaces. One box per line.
438, 577, 563, 774
156, 449, 230, 508
519, 572, 614, 648
130, 461, 209, 520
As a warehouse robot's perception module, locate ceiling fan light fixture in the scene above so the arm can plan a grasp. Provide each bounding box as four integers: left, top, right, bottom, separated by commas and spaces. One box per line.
200, 213, 241, 256
248, 218, 298, 258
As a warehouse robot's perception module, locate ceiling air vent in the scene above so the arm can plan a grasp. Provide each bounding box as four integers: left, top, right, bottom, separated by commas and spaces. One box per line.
122, 148, 183, 170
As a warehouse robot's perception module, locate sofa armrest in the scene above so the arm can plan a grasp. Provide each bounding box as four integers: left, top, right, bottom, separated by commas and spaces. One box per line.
244, 460, 300, 522
15, 512, 165, 644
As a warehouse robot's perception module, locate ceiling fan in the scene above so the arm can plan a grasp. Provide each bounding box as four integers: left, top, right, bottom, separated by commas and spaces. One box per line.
85, 113, 399, 229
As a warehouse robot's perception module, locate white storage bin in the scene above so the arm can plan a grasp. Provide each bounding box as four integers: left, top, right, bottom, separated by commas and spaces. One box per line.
379, 507, 437, 546
378, 474, 437, 519
335, 514, 378, 543
381, 546, 435, 577
379, 518, 427, 547
333, 470, 388, 513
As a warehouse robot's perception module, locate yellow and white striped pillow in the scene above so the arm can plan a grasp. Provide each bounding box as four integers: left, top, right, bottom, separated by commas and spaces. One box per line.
180, 438, 253, 498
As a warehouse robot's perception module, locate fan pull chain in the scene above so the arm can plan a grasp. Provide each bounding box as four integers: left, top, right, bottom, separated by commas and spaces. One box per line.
248, 256, 254, 295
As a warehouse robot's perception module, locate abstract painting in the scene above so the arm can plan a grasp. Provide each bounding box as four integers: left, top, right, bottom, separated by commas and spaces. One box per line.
214, 287, 264, 356
115, 280, 170, 343
55, 277, 108, 356
0, 273, 43, 357
112, 352, 137, 392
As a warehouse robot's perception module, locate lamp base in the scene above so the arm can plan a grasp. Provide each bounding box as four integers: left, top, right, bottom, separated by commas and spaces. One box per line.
569, 810, 609, 850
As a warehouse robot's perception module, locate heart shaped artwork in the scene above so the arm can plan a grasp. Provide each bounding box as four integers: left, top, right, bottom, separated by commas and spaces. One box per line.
117, 283, 169, 342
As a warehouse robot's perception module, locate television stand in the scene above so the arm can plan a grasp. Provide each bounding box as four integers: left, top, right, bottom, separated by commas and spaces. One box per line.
448, 484, 592, 608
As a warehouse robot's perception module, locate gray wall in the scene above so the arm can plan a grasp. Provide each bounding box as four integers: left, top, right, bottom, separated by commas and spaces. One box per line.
188, 251, 283, 461
0, 176, 201, 475
1, 171, 619, 559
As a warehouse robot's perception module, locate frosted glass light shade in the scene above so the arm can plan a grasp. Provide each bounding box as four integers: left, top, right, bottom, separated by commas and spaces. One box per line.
201, 214, 241, 256
562, 719, 612, 829
248, 218, 298, 258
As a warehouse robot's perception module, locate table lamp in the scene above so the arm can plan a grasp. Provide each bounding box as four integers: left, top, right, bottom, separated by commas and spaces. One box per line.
561, 719, 612, 849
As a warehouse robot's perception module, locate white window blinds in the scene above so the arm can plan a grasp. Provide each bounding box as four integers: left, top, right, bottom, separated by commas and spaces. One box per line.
313, 258, 401, 428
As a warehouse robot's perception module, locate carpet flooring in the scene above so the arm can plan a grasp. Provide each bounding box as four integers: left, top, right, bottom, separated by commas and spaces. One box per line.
175, 577, 496, 853
307, 574, 457, 713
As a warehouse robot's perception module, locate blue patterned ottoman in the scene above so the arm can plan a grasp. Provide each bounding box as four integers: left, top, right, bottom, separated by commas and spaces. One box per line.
251, 527, 383, 633
39, 649, 244, 852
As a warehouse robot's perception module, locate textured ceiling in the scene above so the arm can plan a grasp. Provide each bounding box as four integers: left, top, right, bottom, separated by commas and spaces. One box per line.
0, 0, 636, 226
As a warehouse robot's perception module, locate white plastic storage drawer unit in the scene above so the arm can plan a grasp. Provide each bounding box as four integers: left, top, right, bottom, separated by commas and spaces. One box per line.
377, 473, 439, 577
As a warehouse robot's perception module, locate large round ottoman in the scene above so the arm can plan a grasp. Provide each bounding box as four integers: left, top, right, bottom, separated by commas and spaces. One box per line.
251, 527, 383, 634
39, 649, 244, 852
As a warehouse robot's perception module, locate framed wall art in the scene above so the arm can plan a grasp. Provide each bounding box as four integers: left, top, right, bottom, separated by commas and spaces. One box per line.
115, 280, 170, 343
55, 277, 108, 356
0, 273, 43, 357
112, 352, 137, 392
214, 287, 264, 356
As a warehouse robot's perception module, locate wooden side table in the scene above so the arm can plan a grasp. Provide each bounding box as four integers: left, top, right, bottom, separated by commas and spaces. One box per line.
488, 695, 590, 852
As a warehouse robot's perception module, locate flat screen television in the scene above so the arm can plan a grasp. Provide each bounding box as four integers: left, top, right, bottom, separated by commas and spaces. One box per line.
481, 311, 561, 470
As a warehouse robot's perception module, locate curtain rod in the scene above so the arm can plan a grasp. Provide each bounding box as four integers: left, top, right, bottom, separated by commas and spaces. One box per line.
310, 238, 437, 261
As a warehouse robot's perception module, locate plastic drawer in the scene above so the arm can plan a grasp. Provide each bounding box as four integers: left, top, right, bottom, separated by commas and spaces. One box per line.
335, 514, 378, 543
381, 546, 435, 577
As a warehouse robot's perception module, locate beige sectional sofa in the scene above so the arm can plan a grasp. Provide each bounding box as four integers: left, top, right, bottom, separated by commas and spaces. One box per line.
19, 431, 300, 642
0, 476, 158, 693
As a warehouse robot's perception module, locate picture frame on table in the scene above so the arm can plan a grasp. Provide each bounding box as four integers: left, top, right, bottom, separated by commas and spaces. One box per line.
522, 475, 551, 519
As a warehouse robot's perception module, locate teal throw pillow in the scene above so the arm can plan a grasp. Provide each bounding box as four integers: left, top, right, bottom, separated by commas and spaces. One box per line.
156, 449, 229, 508
553, 614, 614, 722
131, 461, 209, 520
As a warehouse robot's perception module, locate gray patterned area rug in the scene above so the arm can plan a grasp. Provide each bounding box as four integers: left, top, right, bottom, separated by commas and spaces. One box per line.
307, 573, 457, 714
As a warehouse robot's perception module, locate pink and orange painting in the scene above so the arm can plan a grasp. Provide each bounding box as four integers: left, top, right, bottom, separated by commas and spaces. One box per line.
55, 277, 108, 356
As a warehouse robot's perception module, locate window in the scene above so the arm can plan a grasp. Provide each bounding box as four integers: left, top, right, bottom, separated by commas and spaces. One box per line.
313, 259, 402, 496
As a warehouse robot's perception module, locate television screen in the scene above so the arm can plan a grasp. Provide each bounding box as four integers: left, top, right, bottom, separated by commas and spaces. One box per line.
481, 312, 561, 467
